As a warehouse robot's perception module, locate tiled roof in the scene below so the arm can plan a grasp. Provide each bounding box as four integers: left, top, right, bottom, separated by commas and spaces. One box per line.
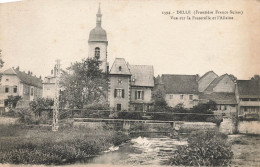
204, 74, 226, 92
109, 58, 131, 75
237, 79, 260, 98
198, 71, 218, 81
161, 74, 199, 94
199, 92, 237, 104
3, 68, 42, 88
128, 65, 154, 87
204, 74, 235, 92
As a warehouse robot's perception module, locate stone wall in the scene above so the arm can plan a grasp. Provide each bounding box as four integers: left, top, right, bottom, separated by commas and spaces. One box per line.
238, 121, 260, 134
219, 117, 237, 134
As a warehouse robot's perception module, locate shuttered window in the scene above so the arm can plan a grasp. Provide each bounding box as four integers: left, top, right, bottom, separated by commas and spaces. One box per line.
114, 89, 124, 98
5, 87, 9, 93
135, 90, 144, 100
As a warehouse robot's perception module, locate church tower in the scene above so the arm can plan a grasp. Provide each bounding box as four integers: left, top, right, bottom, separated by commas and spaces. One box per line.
88, 4, 108, 73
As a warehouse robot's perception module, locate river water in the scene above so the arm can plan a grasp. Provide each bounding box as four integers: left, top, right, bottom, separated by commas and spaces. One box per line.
87, 134, 188, 166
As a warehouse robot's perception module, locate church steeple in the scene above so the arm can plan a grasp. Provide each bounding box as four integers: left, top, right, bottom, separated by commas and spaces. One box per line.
96, 3, 102, 27
88, 3, 108, 73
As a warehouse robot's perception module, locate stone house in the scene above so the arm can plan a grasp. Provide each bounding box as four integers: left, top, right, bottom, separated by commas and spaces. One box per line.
128, 64, 154, 112
0, 68, 42, 111
199, 73, 237, 115
154, 74, 200, 109
236, 76, 260, 119
108, 58, 154, 111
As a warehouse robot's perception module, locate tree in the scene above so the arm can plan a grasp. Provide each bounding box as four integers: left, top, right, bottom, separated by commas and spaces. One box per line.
60, 57, 107, 109
152, 88, 169, 112
5, 95, 22, 109
0, 49, 5, 81
191, 100, 217, 114
0, 49, 4, 69
29, 98, 54, 118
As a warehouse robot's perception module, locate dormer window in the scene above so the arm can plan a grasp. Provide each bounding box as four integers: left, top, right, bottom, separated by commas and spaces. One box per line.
95, 47, 100, 59
119, 66, 122, 71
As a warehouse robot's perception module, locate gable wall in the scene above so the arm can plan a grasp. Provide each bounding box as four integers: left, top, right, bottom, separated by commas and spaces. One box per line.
198, 72, 218, 92
213, 75, 235, 93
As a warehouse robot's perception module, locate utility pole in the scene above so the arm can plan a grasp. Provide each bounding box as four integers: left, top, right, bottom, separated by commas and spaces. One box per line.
52, 59, 60, 131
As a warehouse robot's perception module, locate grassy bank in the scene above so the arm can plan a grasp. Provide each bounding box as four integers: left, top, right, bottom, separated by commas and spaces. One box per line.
230, 134, 260, 166
0, 125, 129, 165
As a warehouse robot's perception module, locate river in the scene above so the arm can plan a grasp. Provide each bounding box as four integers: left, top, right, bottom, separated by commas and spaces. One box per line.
87, 134, 188, 166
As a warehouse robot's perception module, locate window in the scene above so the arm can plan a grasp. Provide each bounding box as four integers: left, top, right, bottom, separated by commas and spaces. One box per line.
219, 105, 222, 110
6, 79, 9, 81
119, 66, 122, 71
95, 47, 100, 58
189, 95, 193, 100
135, 90, 144, 100
4, 100, 8, 107
0, 100, 3, 104
31, 88, 34, 96
224, 105, 227, 110
180, 95, 184, 99
5, 87, 9, 93
13, 86, 17, 93
137, 91, 143, 99
117, 104, 121, 111
114, 89, 124, 98
170, 95, 173, 99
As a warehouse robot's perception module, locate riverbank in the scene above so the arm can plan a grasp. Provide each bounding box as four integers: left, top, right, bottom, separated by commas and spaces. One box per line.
229, 134, 260, 166
0, 125, 129, 165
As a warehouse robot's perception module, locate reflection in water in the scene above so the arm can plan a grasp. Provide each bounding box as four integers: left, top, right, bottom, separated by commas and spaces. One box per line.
89, 134, 188, 166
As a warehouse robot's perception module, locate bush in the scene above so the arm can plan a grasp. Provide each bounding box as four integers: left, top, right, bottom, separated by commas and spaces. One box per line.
166, 131, 233, 166
17, 108, 38, 124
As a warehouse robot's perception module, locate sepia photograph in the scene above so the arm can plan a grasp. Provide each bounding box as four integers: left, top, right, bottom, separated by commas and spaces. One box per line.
0, 0, 259, 166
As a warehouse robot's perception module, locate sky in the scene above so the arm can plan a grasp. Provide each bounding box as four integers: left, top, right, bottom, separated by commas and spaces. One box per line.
0, 0, 259, 79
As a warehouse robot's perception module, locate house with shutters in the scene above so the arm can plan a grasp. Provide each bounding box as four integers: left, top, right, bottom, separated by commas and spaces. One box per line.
236, 75, 260, 119
0, 67, 42, 111
108, 58, 154, 111
154, 74, 200, 109
199, 73, 237, 115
